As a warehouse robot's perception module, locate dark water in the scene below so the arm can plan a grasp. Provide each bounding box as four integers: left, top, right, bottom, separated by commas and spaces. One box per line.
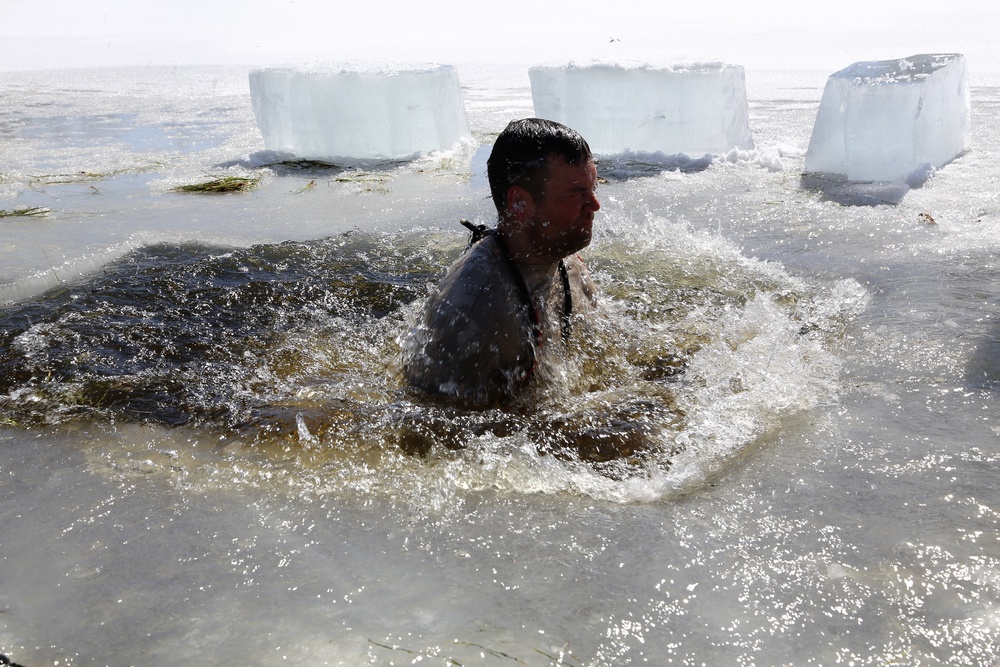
0, 235, 435, 428
0, 222, 849, 483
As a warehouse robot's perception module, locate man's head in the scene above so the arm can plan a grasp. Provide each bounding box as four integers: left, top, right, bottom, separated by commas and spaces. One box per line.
487, 119, 600, 263
487, 118, 593, 216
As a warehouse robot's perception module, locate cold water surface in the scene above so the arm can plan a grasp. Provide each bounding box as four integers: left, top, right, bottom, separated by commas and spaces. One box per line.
1, 65, 999, 665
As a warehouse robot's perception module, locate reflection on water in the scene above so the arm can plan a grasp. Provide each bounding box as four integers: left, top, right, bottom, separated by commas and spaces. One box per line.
0, 223, 865, 494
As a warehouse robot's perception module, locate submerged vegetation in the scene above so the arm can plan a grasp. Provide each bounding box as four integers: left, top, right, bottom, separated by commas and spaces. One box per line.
333, 170, 390, 194
27, 163, 165, 185
172, 175, 260, 193
0, 206, 50, 219
264, 158, 341, 172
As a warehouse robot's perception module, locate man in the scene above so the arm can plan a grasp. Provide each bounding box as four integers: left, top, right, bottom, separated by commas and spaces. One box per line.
403, 118, 601, 407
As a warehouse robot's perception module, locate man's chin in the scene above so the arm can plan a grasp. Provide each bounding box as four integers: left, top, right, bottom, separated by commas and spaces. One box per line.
565, 235, 592, 256
540, 228, 592, 260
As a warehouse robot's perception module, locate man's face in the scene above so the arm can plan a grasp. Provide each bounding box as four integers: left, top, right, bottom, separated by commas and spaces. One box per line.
527, 154, 601, 260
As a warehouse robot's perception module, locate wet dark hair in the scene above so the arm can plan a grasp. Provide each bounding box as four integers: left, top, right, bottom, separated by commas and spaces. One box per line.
487, 118, 592, 215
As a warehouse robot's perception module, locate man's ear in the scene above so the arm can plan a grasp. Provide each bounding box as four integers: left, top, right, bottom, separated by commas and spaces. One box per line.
505, 186, 535, 222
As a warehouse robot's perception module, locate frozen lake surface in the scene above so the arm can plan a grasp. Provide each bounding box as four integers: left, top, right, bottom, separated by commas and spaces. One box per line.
2, 63, 1000, 665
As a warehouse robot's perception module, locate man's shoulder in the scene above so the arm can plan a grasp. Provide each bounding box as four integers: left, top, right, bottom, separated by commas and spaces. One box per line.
434, 235, 510, 299
456, 234, 507, 273
405, 234, 535, 404
417, 235, 528, 338
564, 253, 598, 308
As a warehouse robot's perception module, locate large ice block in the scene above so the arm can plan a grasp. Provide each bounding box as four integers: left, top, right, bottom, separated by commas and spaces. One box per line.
804, 54, 970, 183
249, 64, 472, 162
529, 62, 754, 158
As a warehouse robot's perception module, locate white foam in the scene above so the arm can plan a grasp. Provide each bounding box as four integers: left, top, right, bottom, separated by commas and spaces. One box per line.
529, 61, 754, 158
249, 63, 473, 162
804, 53, 970, 183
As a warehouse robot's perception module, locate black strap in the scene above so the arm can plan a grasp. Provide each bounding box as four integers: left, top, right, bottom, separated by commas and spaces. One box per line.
460, 220, 573, 344
460, 219, 489, 247
558, 259, 572, 343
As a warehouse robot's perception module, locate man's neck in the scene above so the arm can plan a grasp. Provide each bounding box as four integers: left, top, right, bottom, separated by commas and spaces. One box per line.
496, 220, 563, 266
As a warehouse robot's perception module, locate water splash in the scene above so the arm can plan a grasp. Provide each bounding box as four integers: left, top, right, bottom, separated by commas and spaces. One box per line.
0, 217, 868, 502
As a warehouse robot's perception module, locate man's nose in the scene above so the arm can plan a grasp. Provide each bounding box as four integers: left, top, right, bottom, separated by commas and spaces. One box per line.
586, 191, 601, 212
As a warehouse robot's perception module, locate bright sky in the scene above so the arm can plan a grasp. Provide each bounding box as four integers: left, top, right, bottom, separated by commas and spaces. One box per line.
1, 0, 997, 73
